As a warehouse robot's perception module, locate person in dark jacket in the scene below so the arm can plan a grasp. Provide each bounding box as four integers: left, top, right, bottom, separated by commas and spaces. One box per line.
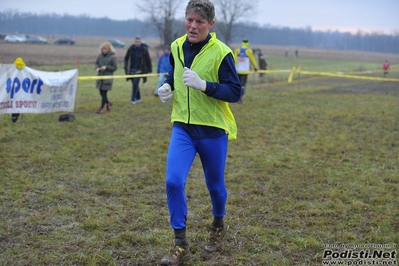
258, 52, 267, 79
95, 41, 117, 114
124, 36, 152, 104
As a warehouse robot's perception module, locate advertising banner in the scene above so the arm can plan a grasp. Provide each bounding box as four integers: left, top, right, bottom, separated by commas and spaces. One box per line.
0, 64, 78, 115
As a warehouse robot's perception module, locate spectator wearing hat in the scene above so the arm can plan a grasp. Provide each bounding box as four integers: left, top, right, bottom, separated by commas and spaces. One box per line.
234, 39, 257, 103
155, 46, 172, 96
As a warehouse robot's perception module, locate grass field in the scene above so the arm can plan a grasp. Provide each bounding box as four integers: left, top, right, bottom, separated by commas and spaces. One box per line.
1, 37, 399, 265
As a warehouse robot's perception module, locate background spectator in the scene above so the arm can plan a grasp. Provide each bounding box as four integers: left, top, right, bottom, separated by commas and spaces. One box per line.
95, 41, 117, 114
124, 36, 152, 104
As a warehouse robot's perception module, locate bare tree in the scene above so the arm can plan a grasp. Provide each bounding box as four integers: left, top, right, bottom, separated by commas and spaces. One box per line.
137, 0, 183, 47
213, 0, 259, 45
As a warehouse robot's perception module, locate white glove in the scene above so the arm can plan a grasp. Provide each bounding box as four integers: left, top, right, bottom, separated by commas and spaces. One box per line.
158, 83, 173, 103
183, 67, 206, 92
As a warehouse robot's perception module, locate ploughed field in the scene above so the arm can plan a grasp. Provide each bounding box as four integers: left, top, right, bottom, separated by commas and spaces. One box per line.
1, 35, 399, 66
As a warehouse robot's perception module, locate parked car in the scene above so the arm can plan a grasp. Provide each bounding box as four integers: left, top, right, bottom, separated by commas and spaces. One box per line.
108, 39, 125, 48
54, 37, 75, 45
4, 35, 27, 43
27, 36, 48, 44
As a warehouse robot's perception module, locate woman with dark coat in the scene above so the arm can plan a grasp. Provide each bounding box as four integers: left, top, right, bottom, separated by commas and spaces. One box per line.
123, 36, 152, 104
95, 41, 117, 114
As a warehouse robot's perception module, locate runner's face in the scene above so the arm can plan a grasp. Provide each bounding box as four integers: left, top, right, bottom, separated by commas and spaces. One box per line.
185, 12, 214, 43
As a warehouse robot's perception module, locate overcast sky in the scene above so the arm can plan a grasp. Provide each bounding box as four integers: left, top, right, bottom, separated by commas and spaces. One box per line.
1, 0, 398, 34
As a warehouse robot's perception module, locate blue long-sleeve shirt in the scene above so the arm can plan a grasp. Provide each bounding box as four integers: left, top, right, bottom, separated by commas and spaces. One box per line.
164, 34, 241, 139
157, 52, 171, 73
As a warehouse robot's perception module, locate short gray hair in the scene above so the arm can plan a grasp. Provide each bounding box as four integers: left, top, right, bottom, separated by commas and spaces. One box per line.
185, 0, 215, 23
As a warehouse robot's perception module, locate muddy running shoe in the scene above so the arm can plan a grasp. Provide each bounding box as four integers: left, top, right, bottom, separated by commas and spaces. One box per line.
96, 108, 104, 114
160, 239, 190, 266
107, 102, 112, 111
204, 224, 227, 253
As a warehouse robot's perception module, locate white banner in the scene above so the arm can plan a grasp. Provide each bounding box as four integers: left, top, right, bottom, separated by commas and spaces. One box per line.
0, 64, 78, 114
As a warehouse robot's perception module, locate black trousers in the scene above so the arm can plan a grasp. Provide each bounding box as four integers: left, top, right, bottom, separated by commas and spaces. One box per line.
99, 89, 109, 108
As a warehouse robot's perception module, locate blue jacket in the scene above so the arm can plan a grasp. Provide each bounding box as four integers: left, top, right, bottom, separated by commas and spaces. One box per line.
157, 52, 171, 74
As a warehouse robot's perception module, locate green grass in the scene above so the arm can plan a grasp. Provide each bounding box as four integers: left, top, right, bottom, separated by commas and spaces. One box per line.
1, 57, 398, 265
256, 56, 392, 85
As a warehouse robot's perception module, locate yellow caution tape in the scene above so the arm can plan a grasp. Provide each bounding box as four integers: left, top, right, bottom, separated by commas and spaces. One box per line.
78, 73, 161, 81
77, 69, 399, 82
253, 70, 291, 74
297, 70, 399, 82
288, 67, 295, 83
14, 58, 396, 83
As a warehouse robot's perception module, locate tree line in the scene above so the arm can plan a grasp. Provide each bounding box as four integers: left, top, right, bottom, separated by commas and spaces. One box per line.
1, 10, 398, 54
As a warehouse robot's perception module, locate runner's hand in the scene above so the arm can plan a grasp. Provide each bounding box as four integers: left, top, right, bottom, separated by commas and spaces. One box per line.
158, 83, 173, 103
183, 67, 206, 91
